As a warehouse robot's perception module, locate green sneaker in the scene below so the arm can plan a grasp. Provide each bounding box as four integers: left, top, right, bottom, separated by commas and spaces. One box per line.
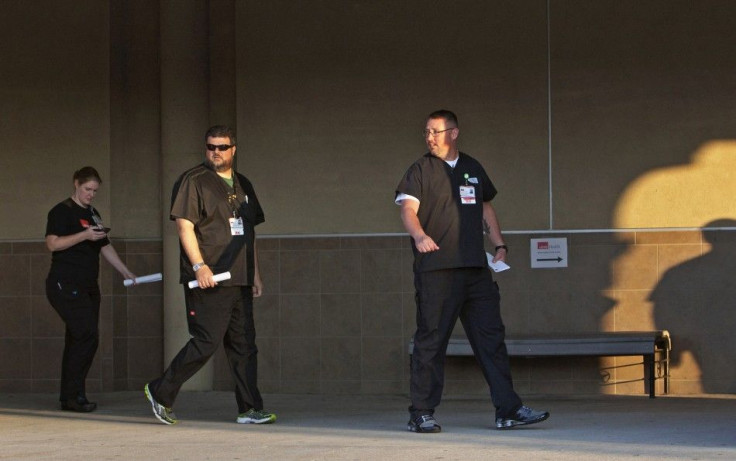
144, 383, 178, 425
236, 408, 276, 424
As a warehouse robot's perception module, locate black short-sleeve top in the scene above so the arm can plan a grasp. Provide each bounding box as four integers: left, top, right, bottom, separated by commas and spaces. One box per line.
45, 198, 110, 285
395, 152, 497, 273
170, 163, 265, 286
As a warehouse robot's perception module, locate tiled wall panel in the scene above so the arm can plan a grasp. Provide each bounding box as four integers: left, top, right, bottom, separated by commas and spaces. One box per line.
3, 231, 733, 396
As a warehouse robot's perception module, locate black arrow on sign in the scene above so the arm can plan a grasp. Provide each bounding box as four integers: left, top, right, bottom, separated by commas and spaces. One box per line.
537, 257, 563, 262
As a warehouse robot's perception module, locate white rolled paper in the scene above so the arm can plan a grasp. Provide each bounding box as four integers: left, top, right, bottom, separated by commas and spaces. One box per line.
188, 271, 232, 289
123, 272, 163, 287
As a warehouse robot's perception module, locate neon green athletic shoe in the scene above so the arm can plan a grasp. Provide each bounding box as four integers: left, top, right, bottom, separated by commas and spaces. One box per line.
236, 408, 276, 424
144, 383, 178, 425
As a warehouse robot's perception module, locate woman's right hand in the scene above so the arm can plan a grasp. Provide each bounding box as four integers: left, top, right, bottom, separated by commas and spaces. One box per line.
85, 226, 108, 241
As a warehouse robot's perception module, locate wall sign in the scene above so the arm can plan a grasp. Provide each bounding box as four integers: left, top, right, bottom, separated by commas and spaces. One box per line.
530, 238, 568, 268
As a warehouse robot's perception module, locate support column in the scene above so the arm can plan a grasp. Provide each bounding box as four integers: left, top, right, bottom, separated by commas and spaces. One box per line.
207, 0, 238, 390
110, 0, 163, 391
208, 0, 236, 126
160, 0, 212, 390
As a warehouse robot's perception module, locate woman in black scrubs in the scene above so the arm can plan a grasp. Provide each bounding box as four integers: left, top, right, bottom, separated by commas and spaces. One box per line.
45, 166, 136, 412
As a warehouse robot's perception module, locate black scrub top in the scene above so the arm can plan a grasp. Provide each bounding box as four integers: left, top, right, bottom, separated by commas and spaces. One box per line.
396, 152, 497, 273
45, 198, 110, 285
170, 163, 264, 286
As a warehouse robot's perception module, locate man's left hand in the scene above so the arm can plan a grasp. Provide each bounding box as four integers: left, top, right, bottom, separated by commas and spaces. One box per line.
492, 247, 507, 263
252, 274, 264, 297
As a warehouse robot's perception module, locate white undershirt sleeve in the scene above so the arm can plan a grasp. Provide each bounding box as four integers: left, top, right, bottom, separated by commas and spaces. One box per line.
395, 193, 419, 205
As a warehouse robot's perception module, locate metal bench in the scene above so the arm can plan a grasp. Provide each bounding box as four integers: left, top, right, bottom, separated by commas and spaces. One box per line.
409, 330, 671, 398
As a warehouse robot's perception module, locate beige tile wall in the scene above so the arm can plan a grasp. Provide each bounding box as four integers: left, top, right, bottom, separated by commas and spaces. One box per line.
213, 231, 735, 396
4, 229, 734, 396
0, 240, 163, 394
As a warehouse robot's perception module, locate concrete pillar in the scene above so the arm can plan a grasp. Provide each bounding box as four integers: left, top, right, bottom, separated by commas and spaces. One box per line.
160, 0, 212, 390
208, 0, 236, 126
110, 0, 162, 239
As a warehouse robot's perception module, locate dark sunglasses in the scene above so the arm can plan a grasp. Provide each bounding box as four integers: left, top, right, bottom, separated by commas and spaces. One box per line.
206, 144, 233, 152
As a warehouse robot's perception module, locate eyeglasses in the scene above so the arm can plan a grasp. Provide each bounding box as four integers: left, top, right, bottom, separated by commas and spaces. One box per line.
206, 144, 233, 152
422, 128, 454, 138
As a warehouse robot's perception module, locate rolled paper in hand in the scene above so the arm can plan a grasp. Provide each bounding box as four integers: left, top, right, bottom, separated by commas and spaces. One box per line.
123, 273, 163, 287
188, 271, 232, 289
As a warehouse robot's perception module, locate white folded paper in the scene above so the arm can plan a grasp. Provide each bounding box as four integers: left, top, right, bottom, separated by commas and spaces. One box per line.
188, 271, 232, 289
486, 252, 510, 272
123, 273, 163, 287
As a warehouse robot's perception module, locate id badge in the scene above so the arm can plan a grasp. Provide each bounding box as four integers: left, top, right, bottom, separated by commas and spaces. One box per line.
459, 185, 476, 204
229, 217, 244, 235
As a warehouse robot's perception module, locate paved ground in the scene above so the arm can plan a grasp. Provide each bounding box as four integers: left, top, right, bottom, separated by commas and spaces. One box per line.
0, 392, 734, 460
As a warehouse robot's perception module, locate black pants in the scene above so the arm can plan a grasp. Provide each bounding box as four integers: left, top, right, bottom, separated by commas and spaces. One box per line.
148, 285, 263, 413
45, 278, 100, 402
410, 268, 522, 419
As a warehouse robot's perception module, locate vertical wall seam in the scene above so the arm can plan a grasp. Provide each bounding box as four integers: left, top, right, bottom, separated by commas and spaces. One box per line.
547, 0, 554, 229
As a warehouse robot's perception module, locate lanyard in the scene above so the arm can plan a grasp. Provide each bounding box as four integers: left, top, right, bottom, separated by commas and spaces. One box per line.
89, 206, 103, 227
225, 176, 242, 219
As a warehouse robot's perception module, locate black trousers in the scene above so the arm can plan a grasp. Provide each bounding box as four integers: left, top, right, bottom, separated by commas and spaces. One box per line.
148, 285, 263, 413
45, 278, 100, 402
410, 268, 522, 419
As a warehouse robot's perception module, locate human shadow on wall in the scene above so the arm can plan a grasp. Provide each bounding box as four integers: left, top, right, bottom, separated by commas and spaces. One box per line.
609, 142, 736, 394
649, 219, 736, 394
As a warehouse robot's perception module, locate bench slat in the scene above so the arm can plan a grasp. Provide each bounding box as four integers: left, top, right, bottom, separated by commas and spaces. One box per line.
415, 331, 671, 357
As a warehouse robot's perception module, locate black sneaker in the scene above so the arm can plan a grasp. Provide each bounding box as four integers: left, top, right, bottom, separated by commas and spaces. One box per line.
408, 414, 441, 433
495, 405, 549, 429
61, 398, 97, 413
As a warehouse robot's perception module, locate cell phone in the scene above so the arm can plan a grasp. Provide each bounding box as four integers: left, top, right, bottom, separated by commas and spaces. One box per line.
96, 226, 111, 233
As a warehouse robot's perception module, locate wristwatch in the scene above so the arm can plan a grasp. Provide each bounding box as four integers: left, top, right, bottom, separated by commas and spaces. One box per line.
192, 262, 206, 272
494, 245, 508, 253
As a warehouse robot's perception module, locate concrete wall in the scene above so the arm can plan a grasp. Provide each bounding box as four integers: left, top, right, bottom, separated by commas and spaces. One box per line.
238, 0, 736, 234
3, 2, 734, 237
551, 0, 736, 229
1, 0, 113, 237
0, 1, 734, 396
238, 0, 550, 233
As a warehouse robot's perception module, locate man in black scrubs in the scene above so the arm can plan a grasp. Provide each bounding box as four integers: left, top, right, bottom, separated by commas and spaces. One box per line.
144, 125, 275, 425
395, 110, 549, 432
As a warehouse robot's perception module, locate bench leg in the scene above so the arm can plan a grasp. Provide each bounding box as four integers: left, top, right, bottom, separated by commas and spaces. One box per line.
663, 348, 670, 395
645, 354, 655, 398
